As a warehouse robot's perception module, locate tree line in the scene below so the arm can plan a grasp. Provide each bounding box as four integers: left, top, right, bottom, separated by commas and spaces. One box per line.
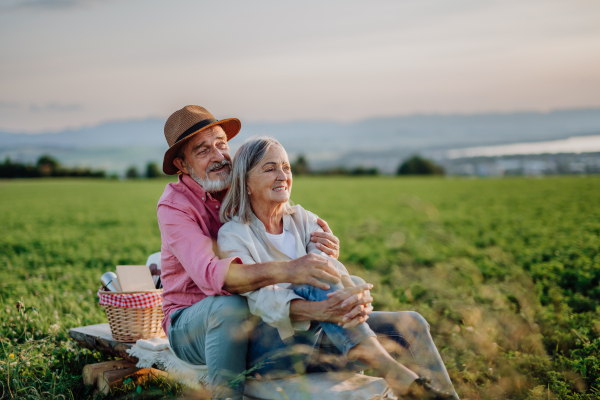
0, 155, 165, 179
0, 156, 107, 179
1, 154, 443, 179
124, 163, 162, 179
291, 155, 445, 176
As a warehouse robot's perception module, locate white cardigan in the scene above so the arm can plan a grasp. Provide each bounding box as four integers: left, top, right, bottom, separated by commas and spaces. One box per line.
217, 204, 349, 339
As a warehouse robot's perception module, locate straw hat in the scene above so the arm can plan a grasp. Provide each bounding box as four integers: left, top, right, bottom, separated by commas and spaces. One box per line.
162, 105, 241, 175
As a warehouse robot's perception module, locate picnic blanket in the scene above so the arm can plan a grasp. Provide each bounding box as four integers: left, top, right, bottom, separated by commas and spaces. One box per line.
126, 337, 207, 389
126, 337, 395, 400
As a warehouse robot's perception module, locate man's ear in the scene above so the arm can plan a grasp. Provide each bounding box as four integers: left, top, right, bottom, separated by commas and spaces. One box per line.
173, 157, 188, 174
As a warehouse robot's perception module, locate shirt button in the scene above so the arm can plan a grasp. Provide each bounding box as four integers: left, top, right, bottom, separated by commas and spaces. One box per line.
201, 197, 205, 201
216, 205, 219, 209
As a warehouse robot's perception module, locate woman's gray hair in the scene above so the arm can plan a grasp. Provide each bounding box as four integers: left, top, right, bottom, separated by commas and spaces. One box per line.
220, 135, 292, 224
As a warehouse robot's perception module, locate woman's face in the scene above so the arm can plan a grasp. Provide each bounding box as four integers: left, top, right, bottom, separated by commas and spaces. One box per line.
247, 144, 293, 209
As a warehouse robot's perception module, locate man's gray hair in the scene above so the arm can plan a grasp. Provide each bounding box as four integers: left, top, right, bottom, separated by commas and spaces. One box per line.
220, 135, 292, 224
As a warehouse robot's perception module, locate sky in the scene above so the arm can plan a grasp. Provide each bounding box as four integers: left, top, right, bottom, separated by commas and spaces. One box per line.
1, 0, 600, 133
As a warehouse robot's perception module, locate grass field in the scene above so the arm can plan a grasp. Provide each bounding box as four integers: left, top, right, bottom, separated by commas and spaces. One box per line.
1, 176, 600, 399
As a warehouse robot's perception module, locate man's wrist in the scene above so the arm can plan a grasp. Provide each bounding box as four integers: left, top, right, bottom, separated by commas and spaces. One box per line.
309, 300, 329, 322
275, 260, 292, 284
289, 298, 328, 322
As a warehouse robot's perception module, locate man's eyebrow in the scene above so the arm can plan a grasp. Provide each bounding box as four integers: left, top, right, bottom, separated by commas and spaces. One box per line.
191, 141, 207, 152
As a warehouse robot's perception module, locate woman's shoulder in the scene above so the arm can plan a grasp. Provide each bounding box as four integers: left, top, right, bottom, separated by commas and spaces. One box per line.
289, 204, 319, 226
219, 217, 253, 236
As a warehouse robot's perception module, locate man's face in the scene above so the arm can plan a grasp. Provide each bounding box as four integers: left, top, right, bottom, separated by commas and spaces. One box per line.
173, 125, 233, 193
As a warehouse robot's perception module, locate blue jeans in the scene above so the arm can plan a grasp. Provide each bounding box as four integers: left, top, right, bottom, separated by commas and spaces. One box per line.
168, 287, 460, 399
168, 295, 249, 400
248, 279, 459, 399
292, 281, 377, 356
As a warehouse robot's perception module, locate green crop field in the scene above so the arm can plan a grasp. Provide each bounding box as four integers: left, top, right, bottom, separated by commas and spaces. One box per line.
1, 176, 600, 399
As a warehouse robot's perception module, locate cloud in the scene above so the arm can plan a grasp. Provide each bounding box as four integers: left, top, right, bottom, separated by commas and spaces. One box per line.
0, 101, 84, 113
29, 102, 84, 113
2, 0, 114, 11
0, 101, 20, 109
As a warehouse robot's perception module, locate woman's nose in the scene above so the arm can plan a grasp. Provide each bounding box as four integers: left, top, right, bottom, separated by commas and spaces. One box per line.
275, 169, 287, 180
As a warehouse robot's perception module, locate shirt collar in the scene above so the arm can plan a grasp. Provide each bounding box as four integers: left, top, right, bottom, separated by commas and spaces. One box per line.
180, 173, 208, 202
282, 213, 291, 231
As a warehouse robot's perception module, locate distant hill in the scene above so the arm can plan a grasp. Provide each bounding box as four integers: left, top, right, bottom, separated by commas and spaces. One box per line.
2, 108, 600, 173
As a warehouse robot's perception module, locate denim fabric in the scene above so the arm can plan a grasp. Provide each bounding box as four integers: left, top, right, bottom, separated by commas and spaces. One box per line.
365, 311, 459, 399
247, 277, 373, 377
247, 278, 460, 399
168, 295, 249, 400
292, 282, 376, 356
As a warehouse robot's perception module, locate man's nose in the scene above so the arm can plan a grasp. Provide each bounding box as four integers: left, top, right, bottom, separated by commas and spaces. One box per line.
211, 146, 225, 162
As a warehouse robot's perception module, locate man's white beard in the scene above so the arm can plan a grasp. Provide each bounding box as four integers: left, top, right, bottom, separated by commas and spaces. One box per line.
187, 161, 232, 193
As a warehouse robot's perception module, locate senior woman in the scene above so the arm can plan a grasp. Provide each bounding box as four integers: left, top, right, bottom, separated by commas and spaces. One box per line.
217, 136, 459, 400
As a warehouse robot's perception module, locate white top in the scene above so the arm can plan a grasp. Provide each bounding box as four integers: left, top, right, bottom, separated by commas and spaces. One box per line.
265, 229, 297, 259
217, 204, 349, 339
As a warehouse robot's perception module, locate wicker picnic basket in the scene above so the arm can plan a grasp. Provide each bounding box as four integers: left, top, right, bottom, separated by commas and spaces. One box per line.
98, 289, 165, 342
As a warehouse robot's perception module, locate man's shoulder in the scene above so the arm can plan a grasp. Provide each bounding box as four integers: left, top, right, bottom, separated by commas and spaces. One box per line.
158, 181, 181, 205
157, 180, 206, 223
158, 179, 195, 208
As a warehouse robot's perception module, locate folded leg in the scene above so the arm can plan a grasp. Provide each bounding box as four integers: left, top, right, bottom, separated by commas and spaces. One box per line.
366, 311, 459, 399
168, 295, 250, 400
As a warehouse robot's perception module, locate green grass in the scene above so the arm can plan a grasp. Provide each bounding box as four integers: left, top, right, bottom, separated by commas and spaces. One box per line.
1, 176, 600, 399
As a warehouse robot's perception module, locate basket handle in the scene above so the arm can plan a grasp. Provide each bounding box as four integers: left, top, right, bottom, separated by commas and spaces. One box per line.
99, 289, 163, 295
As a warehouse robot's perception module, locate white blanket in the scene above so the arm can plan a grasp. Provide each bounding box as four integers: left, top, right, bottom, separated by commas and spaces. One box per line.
126, 337, 395, 400
126, 337, 209, 389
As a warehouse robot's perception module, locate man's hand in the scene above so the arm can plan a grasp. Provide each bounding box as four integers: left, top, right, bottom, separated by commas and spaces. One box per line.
316, 284, 374, 328
224, 253, 341, 294
285, 253, 341, 290
311, 218, 340, 259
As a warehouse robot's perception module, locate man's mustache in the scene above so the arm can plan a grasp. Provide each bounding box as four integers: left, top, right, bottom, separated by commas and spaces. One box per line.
206, 159, 231, 173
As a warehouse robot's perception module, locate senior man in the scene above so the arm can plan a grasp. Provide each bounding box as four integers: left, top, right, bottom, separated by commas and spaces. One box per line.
157, 106, 373, 399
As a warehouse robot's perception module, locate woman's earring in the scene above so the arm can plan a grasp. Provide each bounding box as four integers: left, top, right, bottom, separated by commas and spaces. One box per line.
247, 191, 251, 195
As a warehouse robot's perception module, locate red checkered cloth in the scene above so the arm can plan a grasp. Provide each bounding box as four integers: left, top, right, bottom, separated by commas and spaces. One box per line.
97, 289, 162, 309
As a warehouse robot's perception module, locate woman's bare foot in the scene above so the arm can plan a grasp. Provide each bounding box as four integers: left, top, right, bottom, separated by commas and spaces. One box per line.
396, 377, 456, 400
347, 337, 418, 396
383, 365, 419, 398
347, 337, 454, 399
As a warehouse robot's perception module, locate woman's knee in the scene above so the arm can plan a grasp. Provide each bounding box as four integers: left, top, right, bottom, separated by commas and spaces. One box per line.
293, 280, 344, 301
377, 310, 430, 338
404, 311, 430, 333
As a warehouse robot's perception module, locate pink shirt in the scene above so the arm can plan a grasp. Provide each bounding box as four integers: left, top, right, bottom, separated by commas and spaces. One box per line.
157, 174, 240, 336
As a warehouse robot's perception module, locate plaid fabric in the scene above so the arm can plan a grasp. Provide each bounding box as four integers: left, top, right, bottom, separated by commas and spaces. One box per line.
98, 289, 162, 309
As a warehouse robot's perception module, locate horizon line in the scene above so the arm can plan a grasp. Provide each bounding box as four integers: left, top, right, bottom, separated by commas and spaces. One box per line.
3, 105, 600, 135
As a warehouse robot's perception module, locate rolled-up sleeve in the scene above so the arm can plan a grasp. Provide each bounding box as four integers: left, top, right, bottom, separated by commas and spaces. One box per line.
304, 210, 350, 277
242, 287, 307, 339
158, 203, 238, 296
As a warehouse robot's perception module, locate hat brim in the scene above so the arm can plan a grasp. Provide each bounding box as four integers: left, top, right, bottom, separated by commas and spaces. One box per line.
162, 118, 241, 175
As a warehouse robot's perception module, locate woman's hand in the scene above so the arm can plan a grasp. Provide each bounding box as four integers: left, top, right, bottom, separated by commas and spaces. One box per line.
311, 218, 340, 259
316, 283, 374, 328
